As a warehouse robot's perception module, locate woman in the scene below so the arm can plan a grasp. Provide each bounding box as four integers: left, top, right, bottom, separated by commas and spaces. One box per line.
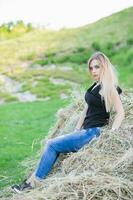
12, 51, 125, 193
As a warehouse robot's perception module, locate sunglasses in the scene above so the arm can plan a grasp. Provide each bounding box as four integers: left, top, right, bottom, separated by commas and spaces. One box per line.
89, 65, 100, 71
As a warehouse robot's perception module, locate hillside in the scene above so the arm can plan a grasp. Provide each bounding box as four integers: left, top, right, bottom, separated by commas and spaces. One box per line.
0, 7, 132, 103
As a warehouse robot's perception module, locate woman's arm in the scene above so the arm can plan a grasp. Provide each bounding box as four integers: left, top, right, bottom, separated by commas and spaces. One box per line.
111, 90, 125, 130
74, 103, 88, 131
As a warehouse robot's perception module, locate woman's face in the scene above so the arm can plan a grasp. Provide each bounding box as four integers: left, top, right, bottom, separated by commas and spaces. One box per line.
89, 59, 102, 82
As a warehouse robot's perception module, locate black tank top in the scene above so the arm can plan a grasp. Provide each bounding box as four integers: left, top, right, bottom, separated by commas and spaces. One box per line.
82, 82, 122, 129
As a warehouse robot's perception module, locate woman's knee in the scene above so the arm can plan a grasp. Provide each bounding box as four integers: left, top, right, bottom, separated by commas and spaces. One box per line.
46, 138, 55, 148
46, 139, 53, 146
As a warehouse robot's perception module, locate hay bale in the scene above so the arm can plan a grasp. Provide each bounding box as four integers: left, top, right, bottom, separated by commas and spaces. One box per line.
2, 90, 133, 200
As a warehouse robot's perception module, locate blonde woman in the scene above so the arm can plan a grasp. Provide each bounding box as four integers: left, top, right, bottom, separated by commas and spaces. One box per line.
12, 52, 125, 193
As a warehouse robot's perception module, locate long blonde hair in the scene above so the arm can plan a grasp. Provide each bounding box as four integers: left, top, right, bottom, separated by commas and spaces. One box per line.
88, 51, 118, 112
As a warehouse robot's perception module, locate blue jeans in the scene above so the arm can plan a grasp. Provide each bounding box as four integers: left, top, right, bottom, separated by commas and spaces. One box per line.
35, 127, 100, 179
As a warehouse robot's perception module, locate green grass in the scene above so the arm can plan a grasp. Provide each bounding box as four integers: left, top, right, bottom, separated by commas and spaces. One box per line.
0, 98, 70, 189
18, 74, 71, 98
0, 92, 18, 102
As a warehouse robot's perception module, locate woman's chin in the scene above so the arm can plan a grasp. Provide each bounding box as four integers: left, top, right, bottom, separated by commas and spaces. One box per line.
93, 77, 98, 81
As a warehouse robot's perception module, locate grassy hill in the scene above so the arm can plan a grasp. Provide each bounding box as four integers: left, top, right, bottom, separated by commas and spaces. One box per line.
0, 6, 133, 194
0, 7, 132, 103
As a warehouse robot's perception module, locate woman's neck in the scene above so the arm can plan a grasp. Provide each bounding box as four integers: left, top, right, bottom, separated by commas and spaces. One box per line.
95, 81, 100, 86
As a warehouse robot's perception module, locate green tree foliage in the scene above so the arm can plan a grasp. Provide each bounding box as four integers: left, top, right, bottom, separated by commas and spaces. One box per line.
0, 20, 33, 40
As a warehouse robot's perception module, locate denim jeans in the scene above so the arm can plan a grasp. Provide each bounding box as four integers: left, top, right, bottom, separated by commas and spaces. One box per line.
35, 127, 100, 180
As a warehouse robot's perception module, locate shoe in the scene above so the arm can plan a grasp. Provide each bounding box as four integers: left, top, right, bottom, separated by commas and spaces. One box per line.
11, 179, 33, 193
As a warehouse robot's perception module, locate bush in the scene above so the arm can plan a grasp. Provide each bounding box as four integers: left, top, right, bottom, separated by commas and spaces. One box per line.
33, 59, 49, 66
77, 47, 86, 52
91, 41, 101, 51
127, 38, 133, 45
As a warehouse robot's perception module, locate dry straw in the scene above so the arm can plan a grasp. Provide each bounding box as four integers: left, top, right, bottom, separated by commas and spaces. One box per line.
2, 89, 133, 200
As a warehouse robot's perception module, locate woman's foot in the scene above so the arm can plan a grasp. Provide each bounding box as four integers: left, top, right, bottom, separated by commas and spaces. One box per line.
11, 179, 33, 193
